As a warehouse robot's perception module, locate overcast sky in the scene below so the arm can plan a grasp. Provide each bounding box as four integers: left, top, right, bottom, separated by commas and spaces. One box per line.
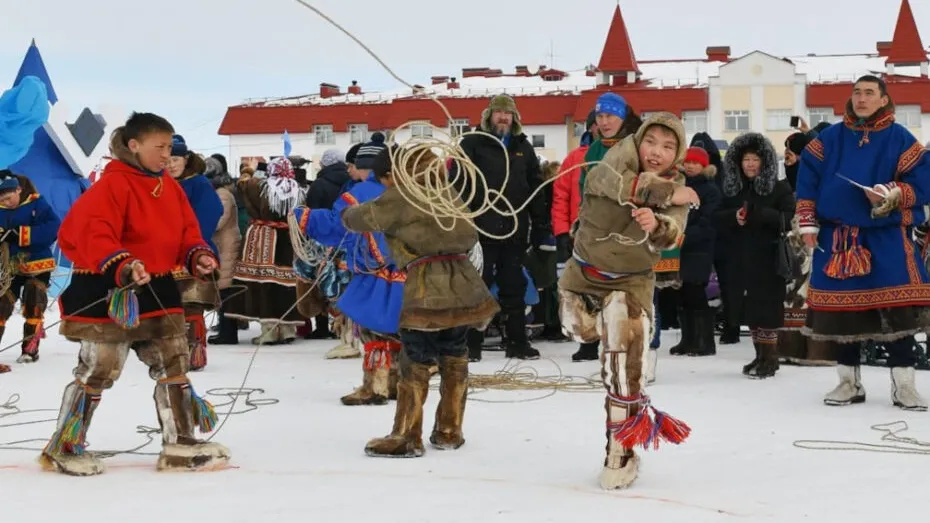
0, 0, 927, 158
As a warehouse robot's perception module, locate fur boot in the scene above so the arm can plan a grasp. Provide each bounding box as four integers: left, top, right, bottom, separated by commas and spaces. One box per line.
365, 360, 431, 458
340, 369, 388, 406
326, 316, 361, 359
688, 309, 717, 357
891, 367, 927, 411
277, 324, 297, 344
430, 355, 468, 450
601, 397, 640, 490
747, 342, 779, 379
824, 365, 866, 406
251, 323, 280, 345
153, 378, 230, 471
388, 366, 399, 400
39, 380, 105, 476
18, 320, 43, 363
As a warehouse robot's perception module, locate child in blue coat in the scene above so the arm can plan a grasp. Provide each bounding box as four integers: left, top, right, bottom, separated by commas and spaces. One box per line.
0, 170, 61, 366
293, 136, 402, 406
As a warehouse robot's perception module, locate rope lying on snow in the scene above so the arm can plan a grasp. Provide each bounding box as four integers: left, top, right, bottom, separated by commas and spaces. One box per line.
793, 421, 930, 455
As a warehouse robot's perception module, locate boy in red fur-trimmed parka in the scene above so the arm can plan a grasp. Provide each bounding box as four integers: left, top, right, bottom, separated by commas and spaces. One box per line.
40, 112, 228, 476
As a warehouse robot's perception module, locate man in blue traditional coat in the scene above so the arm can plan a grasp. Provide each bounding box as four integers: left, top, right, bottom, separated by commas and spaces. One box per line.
796, 75, 930, 411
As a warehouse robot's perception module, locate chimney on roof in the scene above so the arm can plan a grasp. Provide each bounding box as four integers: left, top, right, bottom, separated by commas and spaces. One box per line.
432, 75, 449, 85
319, 82, 340, 98
462, 67, 489, 78
877, 41, 893, 57
447, 76, 460, 89
706, 46, 731, 62
515, 65, 530, 76
485, 69, 503, 78
347, 80, 362, 95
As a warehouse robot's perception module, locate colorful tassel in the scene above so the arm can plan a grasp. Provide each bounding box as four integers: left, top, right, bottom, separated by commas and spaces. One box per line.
44, 384, 98, 456
190, 387, 218, 433
108, 287, 140, 329
607, 392, 691, 450
23, 322, 45, 355
363, 341, 394, 370
187, 315, 208, 370
823, 226, 871, 280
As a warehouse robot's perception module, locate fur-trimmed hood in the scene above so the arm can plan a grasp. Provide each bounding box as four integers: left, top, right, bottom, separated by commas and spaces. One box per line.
108, 127, 143, 171
634, 111, 688, 167
722, 132, 778, 197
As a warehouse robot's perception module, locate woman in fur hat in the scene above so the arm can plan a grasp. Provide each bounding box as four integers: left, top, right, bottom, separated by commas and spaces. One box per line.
224, 156, 307, 344
167, 135, 224, 371
717, 132, 796, 379
559, 112, 699, 490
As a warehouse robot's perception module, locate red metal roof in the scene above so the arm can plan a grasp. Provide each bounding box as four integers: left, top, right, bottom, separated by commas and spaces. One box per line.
218, 103, 390, 135
887, 0, 927, 65
597, 5, 641, 74
806, 76, 930, 113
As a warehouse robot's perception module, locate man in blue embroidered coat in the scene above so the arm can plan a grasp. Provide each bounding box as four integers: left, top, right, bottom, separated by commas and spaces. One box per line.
293, 139, 403, 407
796, 75, 930, 411
0, 170, 61, 365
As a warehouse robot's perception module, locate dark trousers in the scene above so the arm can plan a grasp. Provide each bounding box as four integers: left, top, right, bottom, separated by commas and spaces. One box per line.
836, 337, 917, 368
469, 240, 528, 346
679, 282, 709, 310
401, 327, 468, 365
215, 288, 238, 334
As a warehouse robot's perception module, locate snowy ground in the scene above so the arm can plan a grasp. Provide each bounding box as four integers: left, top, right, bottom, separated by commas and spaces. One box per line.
1, 310, 929, 523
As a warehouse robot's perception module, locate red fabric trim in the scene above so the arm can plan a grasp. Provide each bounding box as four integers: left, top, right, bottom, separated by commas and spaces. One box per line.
61, 308, 185, 323
114, 257, 136, 287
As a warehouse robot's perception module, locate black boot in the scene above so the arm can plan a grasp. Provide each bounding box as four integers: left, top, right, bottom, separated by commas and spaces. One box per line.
503, 311, 540, 360
748, 343, 779, 379
467, 329, 483, 362
208, 291, 239, 345
689, 309, 717, 356
309, 314, 336, 339
668, 309, 694, 356
571, 341, 599, 362
720, 324, 740, 345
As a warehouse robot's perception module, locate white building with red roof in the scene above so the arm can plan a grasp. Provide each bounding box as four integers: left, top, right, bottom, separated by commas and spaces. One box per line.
218, 0, 930, 171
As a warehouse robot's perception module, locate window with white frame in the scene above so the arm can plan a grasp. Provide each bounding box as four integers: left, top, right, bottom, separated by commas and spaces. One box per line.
348, 123, 368, 144
532, 135, 546, 148
682, 111, 708, 135
897, 105, 921, 128
449, 119, 469, 137
766, 109, 793, 131
724, 110, 751, 132
313, 124, 334, 145
411, 122, 433, 138
808, 107, 836, 126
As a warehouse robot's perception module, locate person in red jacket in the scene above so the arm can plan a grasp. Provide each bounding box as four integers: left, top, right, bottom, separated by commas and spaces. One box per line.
40, 112, 228, 476
552, 110, 599, 361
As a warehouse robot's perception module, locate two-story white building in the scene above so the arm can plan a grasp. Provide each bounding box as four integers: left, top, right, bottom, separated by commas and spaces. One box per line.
219, 0, 930, 175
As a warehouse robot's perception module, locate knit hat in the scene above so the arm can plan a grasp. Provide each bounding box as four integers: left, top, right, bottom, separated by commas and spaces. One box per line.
171, 134, 188, 157
594, 92, 627, 119
345, 143, 363, 165
683, 147, 710, 167
267, 156, 295, 179
585, 110, 597, 131
320, 148, 344, 168
354, 132, 387, 169
0, 169, 19, 194
785, 132, 812, 156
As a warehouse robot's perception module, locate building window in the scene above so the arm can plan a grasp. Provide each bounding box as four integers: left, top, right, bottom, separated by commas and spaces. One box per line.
682, 111, 708, 135
808, 107, 836, 126
348, 123, 368, 144
724, 110, 750, 132
411, 122, 433, 138
314, 125, 334, 145
897, 105, 921, 128
532, 135, 546, 148
766, 109, 793, 131
449, 119, 469, 137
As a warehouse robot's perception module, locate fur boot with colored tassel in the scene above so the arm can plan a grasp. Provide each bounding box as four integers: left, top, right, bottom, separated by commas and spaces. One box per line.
39, 380, 105, 476
154, 377, 230, 471
186, 313, 208, 371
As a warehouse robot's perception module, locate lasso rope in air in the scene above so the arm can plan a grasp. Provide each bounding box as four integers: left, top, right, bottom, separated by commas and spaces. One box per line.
291, 0, 655, 246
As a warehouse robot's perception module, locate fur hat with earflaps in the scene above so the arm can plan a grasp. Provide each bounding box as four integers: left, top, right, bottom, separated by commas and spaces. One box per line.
480, 94, 522, 136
